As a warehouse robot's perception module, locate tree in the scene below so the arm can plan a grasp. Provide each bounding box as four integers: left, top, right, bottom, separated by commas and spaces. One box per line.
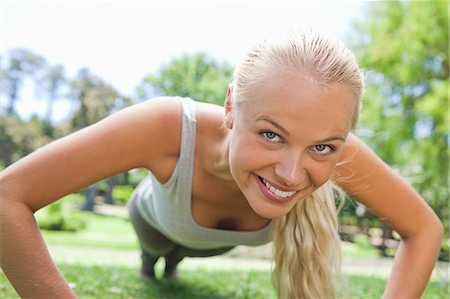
349, 0, 449, 259
0, 115, 51, 167
137, 52, 233, 105
68, 68, 134, 210
0, 48, 45, 115
39, 65, 67, 123
69, 68, 119, 131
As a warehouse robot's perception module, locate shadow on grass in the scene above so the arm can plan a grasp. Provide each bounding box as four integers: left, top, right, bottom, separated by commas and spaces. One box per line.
1, 263, 448, 299
59, 263, 274, 299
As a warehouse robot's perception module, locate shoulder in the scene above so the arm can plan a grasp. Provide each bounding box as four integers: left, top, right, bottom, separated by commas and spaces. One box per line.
126, 96, 182, 126
101, 96, 184, 181
134, 97, 226, 181
135, 96, 185, 173
112, 96, 183, 146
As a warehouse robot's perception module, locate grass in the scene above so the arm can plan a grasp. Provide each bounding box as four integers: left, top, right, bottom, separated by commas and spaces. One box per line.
40, 213, 138, 249
1, 211, 449, 298
41, 213, 381, 256
1, 262, 448, 299
1, 264, 274, 299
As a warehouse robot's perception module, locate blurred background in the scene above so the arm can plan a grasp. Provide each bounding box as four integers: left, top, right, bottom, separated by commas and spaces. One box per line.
0, 1, 448, 298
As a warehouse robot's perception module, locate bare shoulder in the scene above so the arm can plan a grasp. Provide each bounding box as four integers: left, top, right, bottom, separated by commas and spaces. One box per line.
108, 96, 183, 179
0, 96, 183, 210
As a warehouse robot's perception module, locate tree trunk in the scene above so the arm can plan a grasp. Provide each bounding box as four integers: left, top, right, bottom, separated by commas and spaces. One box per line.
104, 176, 118, 205
379, 222, 393, 257
82, 184, 97, 211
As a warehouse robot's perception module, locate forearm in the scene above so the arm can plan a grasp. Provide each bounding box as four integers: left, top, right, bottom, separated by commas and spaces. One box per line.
0, 201, 76, 298
382, 223, 443, 299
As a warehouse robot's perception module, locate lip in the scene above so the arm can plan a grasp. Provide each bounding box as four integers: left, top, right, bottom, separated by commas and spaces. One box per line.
254, 174, 304, 204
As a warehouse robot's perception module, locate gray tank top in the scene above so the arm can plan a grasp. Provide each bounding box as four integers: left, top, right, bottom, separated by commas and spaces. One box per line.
134, 97, 273, 250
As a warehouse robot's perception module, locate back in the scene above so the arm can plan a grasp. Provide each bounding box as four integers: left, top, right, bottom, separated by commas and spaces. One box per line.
133, 97, 273, 250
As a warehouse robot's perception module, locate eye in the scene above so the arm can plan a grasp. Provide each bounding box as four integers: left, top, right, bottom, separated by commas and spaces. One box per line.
261, 131, 282, 143
311, 144, 334, 155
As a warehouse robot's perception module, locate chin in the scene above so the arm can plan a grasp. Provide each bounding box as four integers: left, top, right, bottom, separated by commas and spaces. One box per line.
249, 200, 295, 220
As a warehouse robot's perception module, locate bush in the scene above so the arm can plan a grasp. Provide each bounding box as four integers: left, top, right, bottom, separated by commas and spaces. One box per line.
112, 185, 135, 205
35, 196, 88, 232
440, 238, 449, 262
353, 234, 373, 250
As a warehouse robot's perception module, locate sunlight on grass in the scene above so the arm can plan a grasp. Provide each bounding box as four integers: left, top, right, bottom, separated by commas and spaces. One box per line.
1, 262, 448, 299
1, 213, 447, 298
40, 213, 140, 250
341, 238, 379, 258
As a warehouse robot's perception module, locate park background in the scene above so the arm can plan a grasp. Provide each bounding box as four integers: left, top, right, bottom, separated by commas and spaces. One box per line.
0, 0, 448, 298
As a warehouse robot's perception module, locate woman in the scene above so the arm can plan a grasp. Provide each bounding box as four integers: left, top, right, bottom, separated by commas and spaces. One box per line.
0, 29, 443, 299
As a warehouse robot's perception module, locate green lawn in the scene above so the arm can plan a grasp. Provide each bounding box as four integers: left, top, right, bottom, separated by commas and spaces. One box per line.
40, 214, 138, 249
1, 212, 448, 298
1, 262, 448, 299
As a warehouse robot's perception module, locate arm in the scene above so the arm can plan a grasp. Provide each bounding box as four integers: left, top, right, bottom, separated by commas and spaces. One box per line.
335, 133, 443, 299
0, 97, 183, 298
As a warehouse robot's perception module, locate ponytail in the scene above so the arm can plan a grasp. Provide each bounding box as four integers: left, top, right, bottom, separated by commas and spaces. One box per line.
272, 180, 345, 299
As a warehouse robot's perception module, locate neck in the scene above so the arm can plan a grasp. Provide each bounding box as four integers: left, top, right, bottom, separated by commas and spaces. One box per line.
210, 129, 235, 182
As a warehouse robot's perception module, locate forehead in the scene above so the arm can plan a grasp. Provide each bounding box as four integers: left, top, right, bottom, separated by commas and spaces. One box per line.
237, 71, 356, 137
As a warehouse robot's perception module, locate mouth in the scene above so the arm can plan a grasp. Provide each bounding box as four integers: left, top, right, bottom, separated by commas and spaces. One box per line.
255, 174, 302, 204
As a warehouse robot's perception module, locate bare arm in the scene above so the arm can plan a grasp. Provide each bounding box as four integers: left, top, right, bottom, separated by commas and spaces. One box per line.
336, 134, 443, 299
0, 97, 182, 298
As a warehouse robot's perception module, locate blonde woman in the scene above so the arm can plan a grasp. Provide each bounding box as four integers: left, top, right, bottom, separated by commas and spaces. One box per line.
0, 29, 442, 299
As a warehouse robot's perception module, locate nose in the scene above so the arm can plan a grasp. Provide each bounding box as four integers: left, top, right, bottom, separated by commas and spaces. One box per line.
274, 151, 307, 187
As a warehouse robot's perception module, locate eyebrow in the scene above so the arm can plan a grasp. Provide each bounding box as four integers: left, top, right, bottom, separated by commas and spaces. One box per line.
256, 116, 346, 143
256, 116, 290, 136
314, 136, 347, 143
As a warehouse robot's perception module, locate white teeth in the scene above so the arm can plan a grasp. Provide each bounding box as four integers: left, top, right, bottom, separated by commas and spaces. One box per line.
261, 178, 296, 198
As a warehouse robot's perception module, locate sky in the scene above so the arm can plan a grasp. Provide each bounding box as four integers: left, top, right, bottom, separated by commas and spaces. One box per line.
1, 0, 368, 123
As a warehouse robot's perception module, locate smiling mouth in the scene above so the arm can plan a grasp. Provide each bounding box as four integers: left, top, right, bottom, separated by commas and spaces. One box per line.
255, 175, 305, 204
257, 176, 296, 198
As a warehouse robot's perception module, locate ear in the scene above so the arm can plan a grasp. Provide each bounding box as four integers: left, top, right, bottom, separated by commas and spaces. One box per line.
224, 84, 234, 129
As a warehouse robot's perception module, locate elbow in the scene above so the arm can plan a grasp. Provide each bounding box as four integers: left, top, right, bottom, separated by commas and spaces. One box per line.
419, 214, 444, 249
428, 210, 444, 240
430, 218, 445, 259
434, 217, 444, 240
401, 213, 444, 246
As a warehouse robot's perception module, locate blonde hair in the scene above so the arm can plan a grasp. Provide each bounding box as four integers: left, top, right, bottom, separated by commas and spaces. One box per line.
231, 29, 363, 299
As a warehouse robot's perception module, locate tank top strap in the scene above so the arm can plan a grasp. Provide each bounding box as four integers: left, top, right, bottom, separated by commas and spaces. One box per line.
176, 97, 197, 195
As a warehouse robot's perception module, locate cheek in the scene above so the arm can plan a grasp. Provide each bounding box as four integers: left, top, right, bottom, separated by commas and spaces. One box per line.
228, 133, 273, 187
228, 133, 252, 180
308, 160, 337, 188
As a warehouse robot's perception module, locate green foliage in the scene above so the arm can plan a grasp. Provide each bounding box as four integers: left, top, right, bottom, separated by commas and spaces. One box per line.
35, 195, 89, 232
68, 68, 119, 131
440, 238, 449, 262
349, 0, 449, 255
137, 52, 233, 105
112, 185, 134, 205
353, 234, 373, 250
0, 114, 52, 166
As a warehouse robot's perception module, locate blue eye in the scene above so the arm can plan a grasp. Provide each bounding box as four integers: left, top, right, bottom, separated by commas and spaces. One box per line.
312, 144, 334, 155
261, 131, 282, 142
